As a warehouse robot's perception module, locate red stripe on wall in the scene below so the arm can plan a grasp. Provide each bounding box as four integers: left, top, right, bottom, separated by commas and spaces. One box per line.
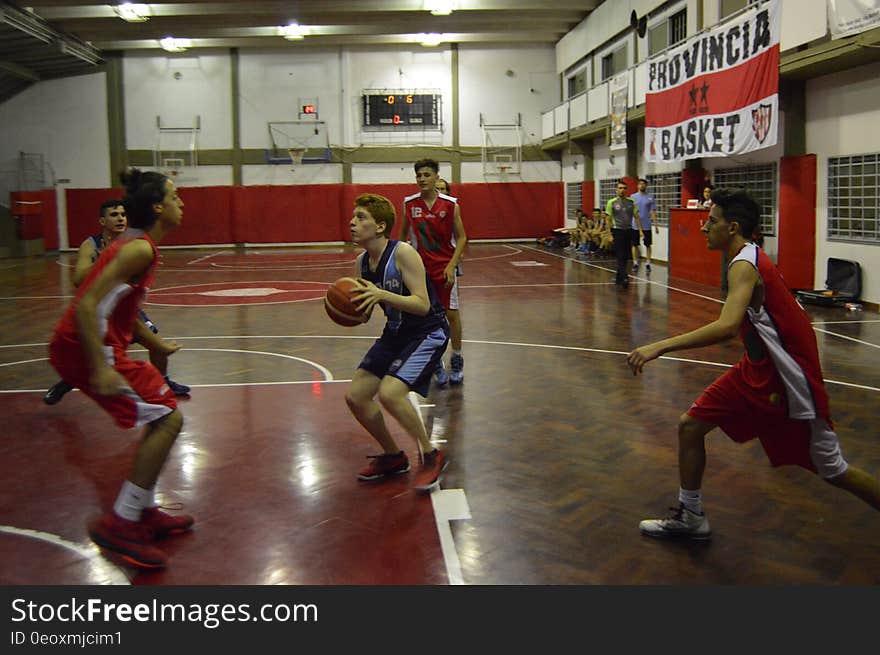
646, 45, 779, 128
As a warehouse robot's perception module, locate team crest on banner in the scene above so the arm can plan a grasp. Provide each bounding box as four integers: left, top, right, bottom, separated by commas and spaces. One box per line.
752, 103, 772, 143
643, 0, 780, 163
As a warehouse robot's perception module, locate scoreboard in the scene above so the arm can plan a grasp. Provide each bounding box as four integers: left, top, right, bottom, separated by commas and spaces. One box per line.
362, 91, 441, 130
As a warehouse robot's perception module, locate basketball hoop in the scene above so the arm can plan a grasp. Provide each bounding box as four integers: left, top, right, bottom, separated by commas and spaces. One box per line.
288, 147, 306, 168
497, 164, 512, 180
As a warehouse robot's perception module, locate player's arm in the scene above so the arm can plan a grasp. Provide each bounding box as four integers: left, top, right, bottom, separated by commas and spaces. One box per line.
75, 239, 154, 394
132, 318, 180, 357
633, 203, 643, 235
651, 208, 659, 233
627, 261, 758, 375
353, 243, 431, 316
444, 204, 468, 285
72, 239, 97, 287
397, 204, 410, 244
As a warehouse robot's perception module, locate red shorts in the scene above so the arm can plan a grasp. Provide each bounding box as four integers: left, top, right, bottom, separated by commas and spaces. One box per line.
428, 274, 459, 310
49, 336, 177, 430
687, 356, 816, 472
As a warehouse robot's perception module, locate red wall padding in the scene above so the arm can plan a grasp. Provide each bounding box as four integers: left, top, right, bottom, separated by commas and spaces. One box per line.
581, 180, 596, 211
63, 182, 564, 247
777, 155, 817, 290
10, 190, 57, 246
680, 167, 706, 206
65, 188, 117, 248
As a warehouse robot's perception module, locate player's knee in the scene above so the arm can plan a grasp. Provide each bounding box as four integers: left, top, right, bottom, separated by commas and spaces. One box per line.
344, 390, 365, 412
376, 385, 404, 411
677, 413, 704, 444
156, 408, 183, 436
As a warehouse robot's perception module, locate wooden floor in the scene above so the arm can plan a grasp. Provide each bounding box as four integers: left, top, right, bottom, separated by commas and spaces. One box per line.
0, 243, 878, 585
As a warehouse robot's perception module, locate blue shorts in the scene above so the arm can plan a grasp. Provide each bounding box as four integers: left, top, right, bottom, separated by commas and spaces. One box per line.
358, 327, 449, 397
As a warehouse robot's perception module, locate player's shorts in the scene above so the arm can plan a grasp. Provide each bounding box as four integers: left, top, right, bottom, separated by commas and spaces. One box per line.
631, 228, 653, 248
429, 275, 459, 310
358, 326, 449, 397
49, 336, 177, 430
687, 355, 847, 478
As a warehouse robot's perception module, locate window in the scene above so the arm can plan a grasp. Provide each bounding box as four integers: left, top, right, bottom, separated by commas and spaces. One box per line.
645, 172, 682, 227
669, 10, 687, 46
827, 153, 880, 243
600, 45, 627, 81
567, 69, 587, 98
648, 22, 668, 56
712, 163, 777, 236
567, 183, 584, 220
721, 0, 758, 19
599, 178, 622, 207
649, 9, 687, 56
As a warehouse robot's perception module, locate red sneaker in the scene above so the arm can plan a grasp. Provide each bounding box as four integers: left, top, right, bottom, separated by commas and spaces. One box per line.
87, 513, 167, 569
413, 449, 447, 492
357, 451, 410, 481
141, 506, 195, 539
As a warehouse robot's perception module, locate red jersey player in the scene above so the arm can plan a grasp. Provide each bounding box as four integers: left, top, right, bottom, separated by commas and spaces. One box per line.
628, 188, 880, 539
49, 168, 191, 568
399, 159, 468, 385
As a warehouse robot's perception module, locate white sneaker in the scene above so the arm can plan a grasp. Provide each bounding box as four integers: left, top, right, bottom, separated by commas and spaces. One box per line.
639, 504, 711, 539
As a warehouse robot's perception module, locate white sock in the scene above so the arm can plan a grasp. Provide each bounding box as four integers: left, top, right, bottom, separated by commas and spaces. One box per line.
112, 480, 151, 522
678, 487, 703, 515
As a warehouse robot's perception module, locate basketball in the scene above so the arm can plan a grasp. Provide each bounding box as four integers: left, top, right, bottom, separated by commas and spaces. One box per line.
324, 277, 368, 327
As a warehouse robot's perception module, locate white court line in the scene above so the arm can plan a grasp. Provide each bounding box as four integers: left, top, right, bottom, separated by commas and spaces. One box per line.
431, 490, 471, 586
813, 319, 880, 325
186, 251, 223, 265
519, 243, 725, 304
1, 336, 877, 392
0, 526, 129, 585
812, 327, 880, 350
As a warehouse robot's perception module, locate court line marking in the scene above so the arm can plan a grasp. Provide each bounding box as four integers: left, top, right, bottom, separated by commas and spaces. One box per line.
0, 525, 129, 585
812, 327, 880, 350
1, 337, 876, 393
186, 251, 223, 265
813, 319, 880, 325
520, 245, 880, 348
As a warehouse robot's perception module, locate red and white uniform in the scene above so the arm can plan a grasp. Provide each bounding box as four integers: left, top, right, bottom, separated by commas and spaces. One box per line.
49, 233, 176, 429
688, 243, 847, 478
403, 192, 460, 309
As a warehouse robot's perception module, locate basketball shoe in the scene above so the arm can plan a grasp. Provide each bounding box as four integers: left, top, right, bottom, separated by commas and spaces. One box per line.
357, 451, 410, 481
413, 449, 447, 491
639, 504, 711, 539
87, 513, 168, 568
141, 506, 195, 538
165, 376, 191, 396
43, 380, 73, 405
434, 362, 449, 386
449, 353, 464, 384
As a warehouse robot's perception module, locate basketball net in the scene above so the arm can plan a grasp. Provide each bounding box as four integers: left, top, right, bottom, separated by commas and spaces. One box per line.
288, 148, 305, 168
497, 164, 512, 181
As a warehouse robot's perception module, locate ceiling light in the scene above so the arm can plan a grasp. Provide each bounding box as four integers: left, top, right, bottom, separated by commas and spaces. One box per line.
424, 0, 455, 15
278, 22, 306, 40
113, 3, 150, 23
419, 33, 443, 47
159, 36, 191, 53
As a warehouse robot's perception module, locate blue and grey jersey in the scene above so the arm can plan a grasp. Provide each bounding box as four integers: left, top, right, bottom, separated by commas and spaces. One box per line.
359, 240, 447, 338
88, 233, 106, 263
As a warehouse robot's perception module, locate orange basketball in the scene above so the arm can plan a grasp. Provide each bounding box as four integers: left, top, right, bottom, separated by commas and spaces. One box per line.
324, 277, 368, 327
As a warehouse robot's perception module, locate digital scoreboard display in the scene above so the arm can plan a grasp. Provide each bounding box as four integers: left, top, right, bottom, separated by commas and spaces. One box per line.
362, 92, 441, 130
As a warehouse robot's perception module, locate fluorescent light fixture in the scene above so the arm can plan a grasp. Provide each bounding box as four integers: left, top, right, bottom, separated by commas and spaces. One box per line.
159, 36, 191, 53
419, 33, 443, 47
278, 22, 306, 40
113, 3, 150, 23
424, 0, 455, 15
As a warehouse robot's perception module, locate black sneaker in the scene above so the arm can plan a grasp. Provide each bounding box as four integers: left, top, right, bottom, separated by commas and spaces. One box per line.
165, 376, 191, 396
43, 380, 73, 405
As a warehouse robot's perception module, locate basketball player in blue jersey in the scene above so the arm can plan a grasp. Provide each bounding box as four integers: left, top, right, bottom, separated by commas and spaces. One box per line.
345, 193, 450, 491
43, 199, 190, 405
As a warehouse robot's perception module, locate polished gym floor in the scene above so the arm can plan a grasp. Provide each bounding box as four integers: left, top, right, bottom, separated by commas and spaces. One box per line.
0, 243, 877, 584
